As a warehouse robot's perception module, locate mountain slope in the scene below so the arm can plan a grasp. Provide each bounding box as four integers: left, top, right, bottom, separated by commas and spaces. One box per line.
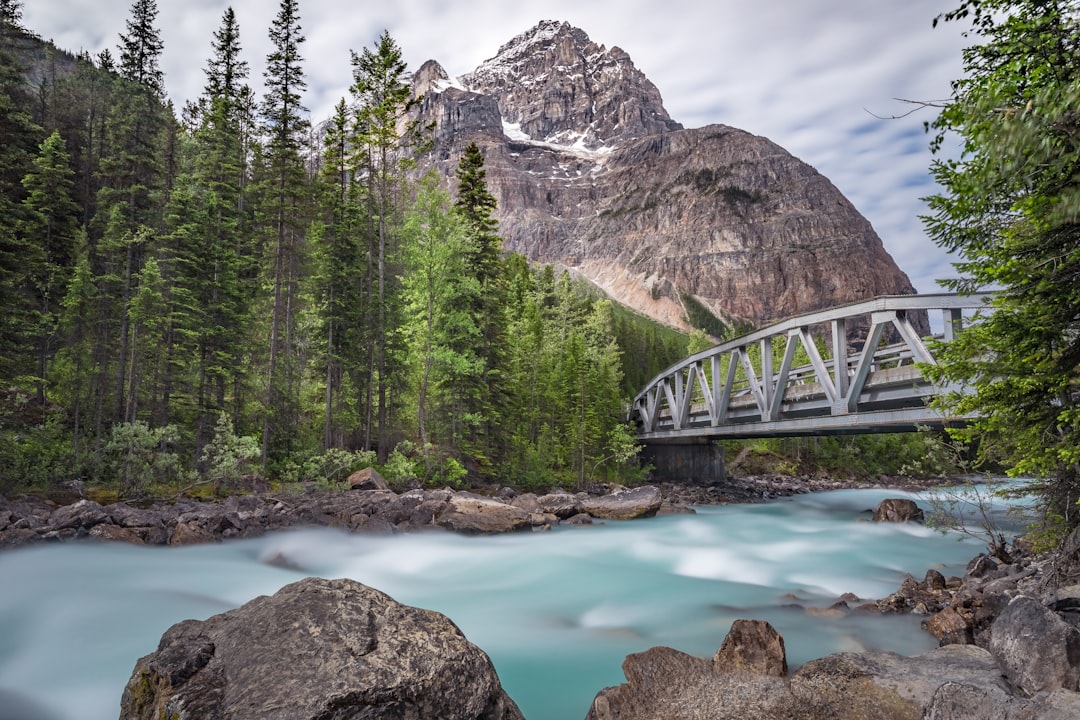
414, 20, 921, 334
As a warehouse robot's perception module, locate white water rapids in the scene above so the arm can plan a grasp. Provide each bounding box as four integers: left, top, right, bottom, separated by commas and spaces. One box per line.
0, 486, 1026, 720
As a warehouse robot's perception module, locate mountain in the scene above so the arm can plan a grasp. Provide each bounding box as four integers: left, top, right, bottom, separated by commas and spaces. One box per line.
411, 20, 923, 334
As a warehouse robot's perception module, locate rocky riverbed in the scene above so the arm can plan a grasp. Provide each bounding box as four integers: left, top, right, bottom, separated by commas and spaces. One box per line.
0, 471, 949, 551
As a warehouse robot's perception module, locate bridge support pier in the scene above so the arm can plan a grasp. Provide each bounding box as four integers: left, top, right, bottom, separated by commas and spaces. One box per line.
643, 441, 726, 485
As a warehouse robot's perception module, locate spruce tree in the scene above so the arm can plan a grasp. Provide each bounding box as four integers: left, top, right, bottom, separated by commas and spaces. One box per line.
453, 142, 509, 467
349, 30, 426, 459
311, 98, 368, 450
94, 0, 169, 424
20, 130, 80, 402
259, 0, 310, 466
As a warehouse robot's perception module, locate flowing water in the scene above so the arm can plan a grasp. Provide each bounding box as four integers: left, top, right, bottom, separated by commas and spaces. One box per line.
0, 486, 1026, 720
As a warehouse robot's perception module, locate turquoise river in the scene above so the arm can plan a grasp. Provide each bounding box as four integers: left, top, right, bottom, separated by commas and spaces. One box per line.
0, 485, 1028, 720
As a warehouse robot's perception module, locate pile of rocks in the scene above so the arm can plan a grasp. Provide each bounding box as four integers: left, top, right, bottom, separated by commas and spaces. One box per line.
0, 474, 669, 550
587, 581, 1080, 720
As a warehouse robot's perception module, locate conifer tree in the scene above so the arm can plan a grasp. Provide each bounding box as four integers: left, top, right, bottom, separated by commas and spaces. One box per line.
401, 171, 476, 457
0, 1, 22, 28
162, 6, 256, 444
349, 30, 426, 459
0, 39, 42, 381
259, 0, 310, 465
311, 98, 367, 449
94, 0, 169, 424
20, 130, 80, 402
453, 142, 509, 466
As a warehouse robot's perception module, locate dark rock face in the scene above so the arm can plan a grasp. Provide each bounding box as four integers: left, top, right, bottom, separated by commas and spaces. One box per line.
119, 577, 524, 720
408, 21, 923, 333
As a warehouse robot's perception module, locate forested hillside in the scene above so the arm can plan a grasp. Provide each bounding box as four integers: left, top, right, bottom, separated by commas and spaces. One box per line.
0, 0, 689, 494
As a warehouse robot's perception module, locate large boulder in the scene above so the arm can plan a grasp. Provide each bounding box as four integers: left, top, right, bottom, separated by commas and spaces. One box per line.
119, 577, 523, 720
989, 595, 1080, 694
790, 645, 1008, 719
48, 498, 109, 531
436, 493, 532, 534
581, 486, 662, 520
348, 467, 391, 491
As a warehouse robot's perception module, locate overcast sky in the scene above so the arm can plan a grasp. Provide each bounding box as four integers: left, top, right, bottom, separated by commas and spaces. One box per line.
22, 0, 972, 294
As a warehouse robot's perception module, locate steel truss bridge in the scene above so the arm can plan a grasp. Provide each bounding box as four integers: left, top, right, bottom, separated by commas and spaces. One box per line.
631, 293, 995, 443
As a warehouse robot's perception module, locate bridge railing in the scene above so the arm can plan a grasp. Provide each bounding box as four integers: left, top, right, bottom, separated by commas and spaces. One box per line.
631, 293, 995, 441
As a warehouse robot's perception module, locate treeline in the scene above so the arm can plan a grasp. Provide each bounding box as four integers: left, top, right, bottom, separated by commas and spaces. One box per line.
0, 0, 684, 494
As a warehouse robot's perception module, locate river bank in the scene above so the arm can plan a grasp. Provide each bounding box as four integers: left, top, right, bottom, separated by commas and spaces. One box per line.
0, 471, 955, 551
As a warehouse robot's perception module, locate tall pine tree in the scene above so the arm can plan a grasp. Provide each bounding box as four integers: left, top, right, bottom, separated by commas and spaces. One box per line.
349, 30, 426, 459
453, 142, 509, 468
259, 0, 310, 466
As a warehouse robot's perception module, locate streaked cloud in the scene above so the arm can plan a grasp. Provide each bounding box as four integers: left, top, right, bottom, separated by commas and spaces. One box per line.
23, 0, 971, 293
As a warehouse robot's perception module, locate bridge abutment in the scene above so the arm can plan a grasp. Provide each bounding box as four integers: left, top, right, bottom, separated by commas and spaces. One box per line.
643, 442, 726, 484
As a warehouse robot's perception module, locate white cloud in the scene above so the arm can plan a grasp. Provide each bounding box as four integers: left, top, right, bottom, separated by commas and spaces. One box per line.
22, 0, 971, 292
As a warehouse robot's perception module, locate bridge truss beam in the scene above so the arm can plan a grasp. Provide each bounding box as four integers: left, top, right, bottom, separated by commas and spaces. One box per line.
632, 293, 994, 442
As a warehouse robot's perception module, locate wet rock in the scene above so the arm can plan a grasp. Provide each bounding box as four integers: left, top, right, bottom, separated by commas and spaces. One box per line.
791, 645, 1009, 719
88, 523, 145, 544
119, 577, 524, 720
581, 486, 662, 520
872, 498, 925, 524
169, 521, 216, 546
925, 606, 974, 646
585, 644, 794, 720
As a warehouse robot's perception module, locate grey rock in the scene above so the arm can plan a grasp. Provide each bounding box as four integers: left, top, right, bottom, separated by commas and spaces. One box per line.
436, 494, 531, 534
989, 595, 1080, 694
924, 683, 1080, 720
119, 577, 523, 720
581, 486, 662, 520
536, 492, 582, 518
48, 499, 108, 531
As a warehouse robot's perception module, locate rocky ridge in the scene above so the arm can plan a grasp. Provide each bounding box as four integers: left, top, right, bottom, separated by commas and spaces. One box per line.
411, 21, 923, 333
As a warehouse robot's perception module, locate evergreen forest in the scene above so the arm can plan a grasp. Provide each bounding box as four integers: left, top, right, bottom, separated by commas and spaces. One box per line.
0, 0, 693, 495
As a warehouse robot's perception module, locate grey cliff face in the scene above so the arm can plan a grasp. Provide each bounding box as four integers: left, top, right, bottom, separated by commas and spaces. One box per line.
410, 21, 920, 333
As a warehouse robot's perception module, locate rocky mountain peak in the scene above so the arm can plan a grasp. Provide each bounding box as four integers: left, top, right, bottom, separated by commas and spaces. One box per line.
460, 20, 682, 150
409, 22, 921, 336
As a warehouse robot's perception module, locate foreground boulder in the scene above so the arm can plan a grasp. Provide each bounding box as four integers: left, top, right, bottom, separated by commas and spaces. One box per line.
120, 577, 523, 720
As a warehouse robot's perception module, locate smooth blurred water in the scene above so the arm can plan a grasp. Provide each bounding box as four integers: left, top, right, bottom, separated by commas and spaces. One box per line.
0, 486, 1025, 720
